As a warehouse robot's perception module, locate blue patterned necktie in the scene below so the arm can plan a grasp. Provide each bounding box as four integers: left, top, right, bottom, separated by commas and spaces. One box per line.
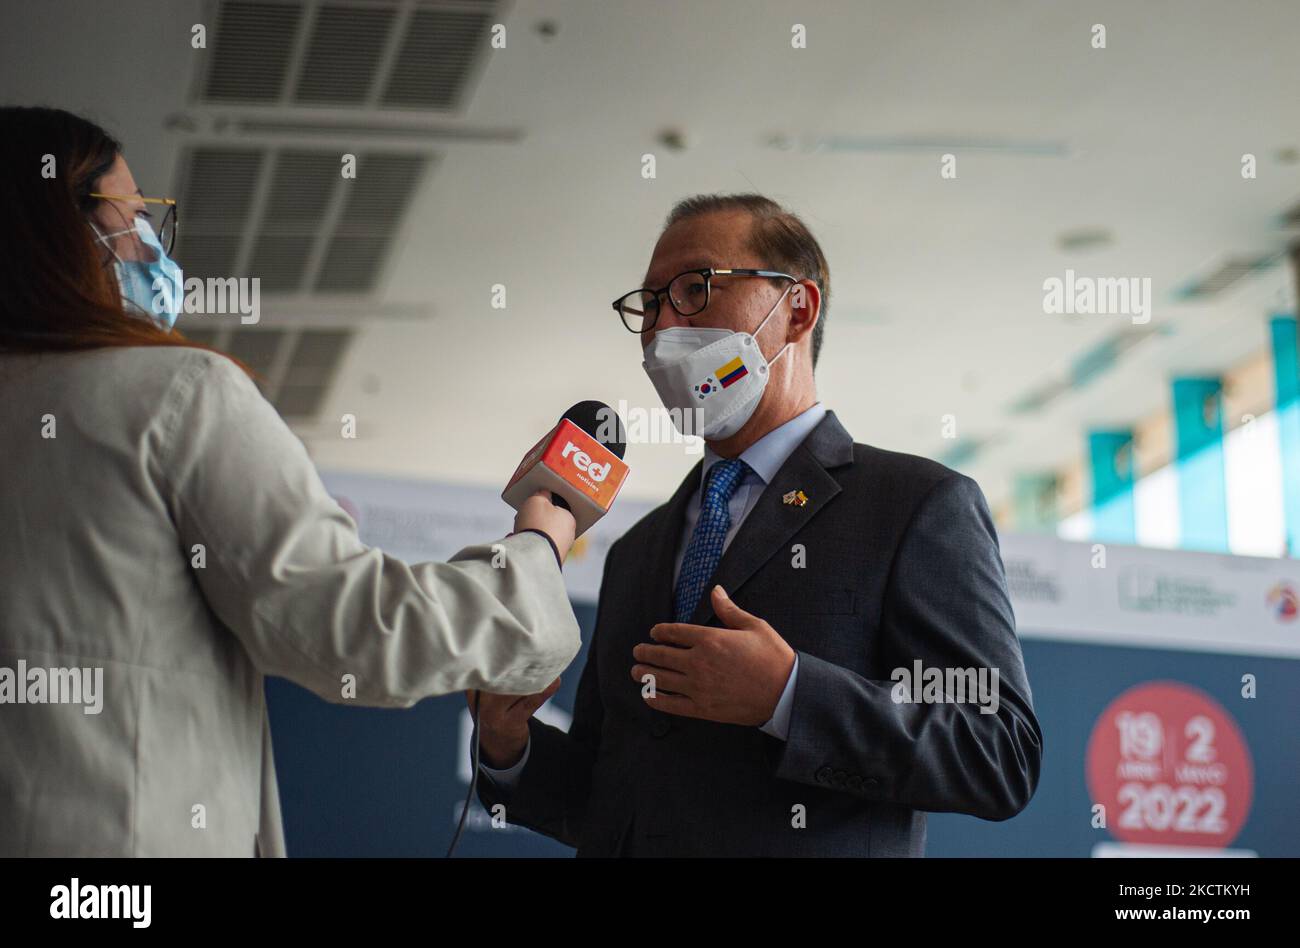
673, 458, 750, 623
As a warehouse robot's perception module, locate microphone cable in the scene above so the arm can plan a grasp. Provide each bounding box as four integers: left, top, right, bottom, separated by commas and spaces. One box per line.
446, 401, 623, 856
446, 690, 481, 857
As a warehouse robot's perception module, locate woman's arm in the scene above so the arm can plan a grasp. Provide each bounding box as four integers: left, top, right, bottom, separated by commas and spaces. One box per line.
154, 351, 581, 706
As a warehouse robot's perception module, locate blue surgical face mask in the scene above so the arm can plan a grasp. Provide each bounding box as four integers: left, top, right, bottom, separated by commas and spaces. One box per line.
93, 216, 184, 330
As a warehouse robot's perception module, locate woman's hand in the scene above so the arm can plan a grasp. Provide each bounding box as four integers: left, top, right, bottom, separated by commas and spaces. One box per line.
513, 490, 577, 562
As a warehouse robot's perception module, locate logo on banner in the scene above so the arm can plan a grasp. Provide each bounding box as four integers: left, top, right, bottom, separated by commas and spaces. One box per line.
1003, 558, 1063, 604
1117, 569, 1236, 618
1266, 582, 1298, 623
1086, 682, 1253, 850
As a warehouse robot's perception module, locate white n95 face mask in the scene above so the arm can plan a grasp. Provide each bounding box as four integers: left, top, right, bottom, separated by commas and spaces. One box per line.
641, 284, 793, 441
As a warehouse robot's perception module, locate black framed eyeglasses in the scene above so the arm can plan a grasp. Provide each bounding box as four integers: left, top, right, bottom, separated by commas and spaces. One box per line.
89, 193, 179, 256
611, 267, 796, 333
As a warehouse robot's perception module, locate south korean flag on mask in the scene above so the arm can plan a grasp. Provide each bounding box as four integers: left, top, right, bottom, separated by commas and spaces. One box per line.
693, 376, 719, 399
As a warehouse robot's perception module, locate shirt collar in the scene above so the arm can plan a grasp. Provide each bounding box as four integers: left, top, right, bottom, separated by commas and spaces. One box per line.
701, 402, 828, 488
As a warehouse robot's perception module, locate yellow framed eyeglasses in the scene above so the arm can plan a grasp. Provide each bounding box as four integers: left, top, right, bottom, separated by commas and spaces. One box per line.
89, 193, 179, 255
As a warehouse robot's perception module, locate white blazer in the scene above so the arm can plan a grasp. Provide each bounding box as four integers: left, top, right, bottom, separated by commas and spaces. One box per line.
0, 346, 581, 856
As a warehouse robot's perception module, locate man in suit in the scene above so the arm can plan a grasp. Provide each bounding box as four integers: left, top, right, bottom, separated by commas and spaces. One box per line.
469, 193, 1042, 856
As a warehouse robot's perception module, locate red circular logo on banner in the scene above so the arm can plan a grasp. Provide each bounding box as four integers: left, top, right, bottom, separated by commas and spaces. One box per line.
1086, 681, 1253, 849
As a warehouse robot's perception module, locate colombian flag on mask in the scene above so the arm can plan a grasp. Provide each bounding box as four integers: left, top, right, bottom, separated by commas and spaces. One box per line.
715, 356, 749, 388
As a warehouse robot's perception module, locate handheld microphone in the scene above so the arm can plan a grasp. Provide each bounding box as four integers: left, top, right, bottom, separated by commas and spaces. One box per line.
501, 400, 629, 536
450, 402, 628, 858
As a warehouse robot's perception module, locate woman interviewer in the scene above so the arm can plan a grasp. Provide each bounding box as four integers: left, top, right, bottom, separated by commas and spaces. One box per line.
0, 107, 580, 856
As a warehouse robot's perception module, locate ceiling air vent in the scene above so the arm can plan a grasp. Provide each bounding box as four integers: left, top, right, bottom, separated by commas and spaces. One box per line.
173, 145, 434, 295
172, 147, 266, 278
938, 438, 986, 469
380, 5, 495, 109
295, 4, 397, 105
1174, 252, 1282, 300
181, 326, 353, 420
248, 149, 341, 292
316, 154, 428, 292
199, 0, 497, 112
1007, 378, 1070, 416
202, 1, 304, 103
1006, 328, 1163, 415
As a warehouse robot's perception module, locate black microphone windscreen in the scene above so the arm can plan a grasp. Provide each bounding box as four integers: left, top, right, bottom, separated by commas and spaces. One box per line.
560, 400, 627, 459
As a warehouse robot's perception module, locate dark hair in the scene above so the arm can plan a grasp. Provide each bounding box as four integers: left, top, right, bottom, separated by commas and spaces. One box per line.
664, 193, 830, 367
0, 106, 245, 369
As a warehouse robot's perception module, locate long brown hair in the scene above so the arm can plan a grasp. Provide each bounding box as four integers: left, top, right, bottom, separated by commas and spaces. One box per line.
0, 106, 245, 369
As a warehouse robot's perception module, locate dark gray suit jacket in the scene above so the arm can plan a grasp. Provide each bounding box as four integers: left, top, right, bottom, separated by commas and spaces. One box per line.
478, 410, 1043, 856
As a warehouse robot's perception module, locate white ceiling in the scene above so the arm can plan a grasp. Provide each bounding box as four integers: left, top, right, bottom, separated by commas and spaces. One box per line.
3, 0, 1298, 509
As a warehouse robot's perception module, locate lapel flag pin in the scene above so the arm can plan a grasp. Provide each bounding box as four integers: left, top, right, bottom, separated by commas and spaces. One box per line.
782, 489, 809, 507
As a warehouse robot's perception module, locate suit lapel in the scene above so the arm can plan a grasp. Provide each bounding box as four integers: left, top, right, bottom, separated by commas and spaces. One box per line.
689, 410, 856, 626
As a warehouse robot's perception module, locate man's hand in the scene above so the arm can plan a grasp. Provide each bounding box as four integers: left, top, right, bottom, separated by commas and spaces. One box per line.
466, 677, 561, 769
630, 585, 795, 726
